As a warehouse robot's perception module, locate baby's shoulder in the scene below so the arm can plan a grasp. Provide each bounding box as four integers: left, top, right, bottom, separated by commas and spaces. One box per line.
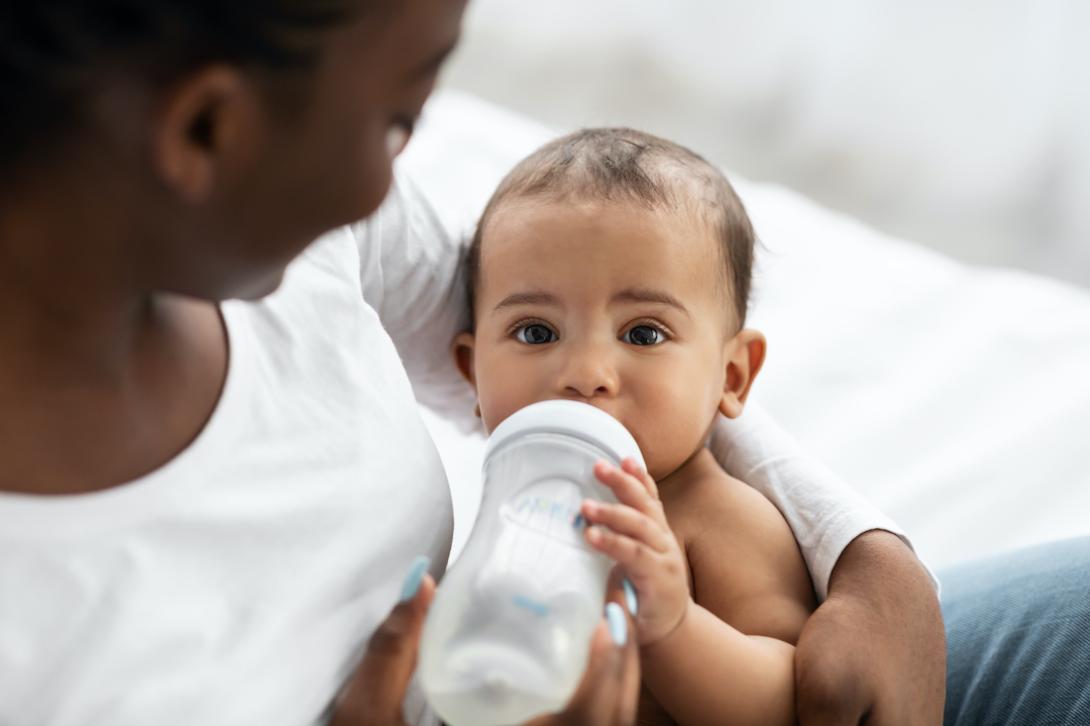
664, 450, 816, 641
663, 452, 782, 539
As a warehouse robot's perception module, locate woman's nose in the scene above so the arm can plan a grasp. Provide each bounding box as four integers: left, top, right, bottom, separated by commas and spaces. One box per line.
557, 345, 619, 400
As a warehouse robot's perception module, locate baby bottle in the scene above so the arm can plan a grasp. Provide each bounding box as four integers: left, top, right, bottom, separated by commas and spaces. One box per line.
419, 400, 644, 726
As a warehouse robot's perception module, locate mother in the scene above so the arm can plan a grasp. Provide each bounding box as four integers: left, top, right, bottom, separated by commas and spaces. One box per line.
0, 1, 1080, 725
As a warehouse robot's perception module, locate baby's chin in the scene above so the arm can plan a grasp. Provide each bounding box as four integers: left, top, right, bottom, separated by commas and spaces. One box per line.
643, 457, 695, 483
629, 434, 704, 483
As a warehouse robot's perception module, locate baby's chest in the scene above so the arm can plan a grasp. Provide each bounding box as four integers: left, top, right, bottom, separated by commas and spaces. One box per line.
661, 487, 756, 620
661, 496, 705, 593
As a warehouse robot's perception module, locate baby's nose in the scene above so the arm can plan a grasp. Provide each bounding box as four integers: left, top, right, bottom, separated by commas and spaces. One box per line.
557, 349, 619, 400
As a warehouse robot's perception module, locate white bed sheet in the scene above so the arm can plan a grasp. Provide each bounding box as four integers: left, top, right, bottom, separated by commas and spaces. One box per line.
401, 91, 1090, 570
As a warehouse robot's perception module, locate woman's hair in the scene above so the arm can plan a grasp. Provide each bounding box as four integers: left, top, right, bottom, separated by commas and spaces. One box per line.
0, 1, 369, 169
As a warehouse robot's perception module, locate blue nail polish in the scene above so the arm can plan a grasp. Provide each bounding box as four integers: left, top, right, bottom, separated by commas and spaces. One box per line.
400, 555, 430, 602
622, 578, 639, 616
606, 602, 627, 646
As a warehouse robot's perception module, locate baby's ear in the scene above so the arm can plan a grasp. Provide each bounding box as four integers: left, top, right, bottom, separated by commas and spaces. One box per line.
452, 332, 478, 388
718, 329, 767, 419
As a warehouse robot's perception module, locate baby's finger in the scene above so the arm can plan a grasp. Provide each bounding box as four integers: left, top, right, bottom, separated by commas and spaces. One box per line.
620, 458, 660, 501
593, 461, 661, 519
581, 500, 671, 554
585, 524, 660, 576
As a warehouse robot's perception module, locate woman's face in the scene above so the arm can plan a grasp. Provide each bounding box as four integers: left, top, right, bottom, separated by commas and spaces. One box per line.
145, 0, 467, 300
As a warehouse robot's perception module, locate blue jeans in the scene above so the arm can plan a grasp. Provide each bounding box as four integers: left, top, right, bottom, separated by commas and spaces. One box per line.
941, 537, 1090, 725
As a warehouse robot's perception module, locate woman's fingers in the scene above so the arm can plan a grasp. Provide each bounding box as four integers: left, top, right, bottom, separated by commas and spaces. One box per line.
570, 607, 640, 725
581, 500, 670, 554
332, 557, 435, 726
606, 592, 642, 725
526, 603, 639, 725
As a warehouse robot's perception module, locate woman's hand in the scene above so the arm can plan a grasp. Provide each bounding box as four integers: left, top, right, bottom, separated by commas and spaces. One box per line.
794, 530, 946, 725
332, 561, 641, 726
331, 562, 437, 726
526, 601, 641, 726
581, 458, 690, 646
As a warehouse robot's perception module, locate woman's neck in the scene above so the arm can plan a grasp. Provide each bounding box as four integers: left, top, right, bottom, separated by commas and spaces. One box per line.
0, 188, 228, 495
0, 163, 156, 382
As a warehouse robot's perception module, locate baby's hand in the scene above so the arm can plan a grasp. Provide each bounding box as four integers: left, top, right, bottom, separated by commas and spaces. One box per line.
581, 458, 689, 647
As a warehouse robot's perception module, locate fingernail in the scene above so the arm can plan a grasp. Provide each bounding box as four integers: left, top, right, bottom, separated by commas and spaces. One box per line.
605, 602, 627, 646
399, 555, 430, 602
622, 578, 639, 616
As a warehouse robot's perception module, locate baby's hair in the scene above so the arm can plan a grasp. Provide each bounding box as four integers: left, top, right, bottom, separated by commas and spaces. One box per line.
466, 127, 755, 329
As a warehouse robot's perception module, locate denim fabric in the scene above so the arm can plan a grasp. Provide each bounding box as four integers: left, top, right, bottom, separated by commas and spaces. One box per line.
941, 537, 1090, 725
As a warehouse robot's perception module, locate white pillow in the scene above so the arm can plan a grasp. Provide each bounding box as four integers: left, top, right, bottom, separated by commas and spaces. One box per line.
402, 90, 1090, 569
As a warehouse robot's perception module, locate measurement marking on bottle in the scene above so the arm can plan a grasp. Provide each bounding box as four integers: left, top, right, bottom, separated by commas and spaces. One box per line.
512, 594, 550, 617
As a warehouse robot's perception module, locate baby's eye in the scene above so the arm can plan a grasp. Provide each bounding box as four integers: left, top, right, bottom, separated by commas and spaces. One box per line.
623, 325, 664, 346
516, 323, 557, 345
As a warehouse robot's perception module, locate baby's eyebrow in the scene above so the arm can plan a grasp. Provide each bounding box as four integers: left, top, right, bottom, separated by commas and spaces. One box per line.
612, 288, 691, 317
494, 291, 560, 311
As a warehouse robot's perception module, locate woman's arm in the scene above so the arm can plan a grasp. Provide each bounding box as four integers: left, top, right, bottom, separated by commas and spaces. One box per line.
794, 531, 945, 725
706, 404, 929, 600
708, 407, 945, 724
351, 174, 479, 428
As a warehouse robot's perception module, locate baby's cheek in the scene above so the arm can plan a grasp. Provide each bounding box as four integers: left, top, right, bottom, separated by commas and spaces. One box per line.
477, 390, 519, 434
636, 378, 720, 478
476, 366, 546, 434
637, 411, 706, 480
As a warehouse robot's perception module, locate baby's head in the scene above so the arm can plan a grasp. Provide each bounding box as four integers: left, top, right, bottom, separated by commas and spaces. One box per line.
454, 128, 765, 480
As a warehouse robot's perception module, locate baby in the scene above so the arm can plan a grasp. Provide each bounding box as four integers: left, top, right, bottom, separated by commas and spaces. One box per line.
452, 128, 816, 725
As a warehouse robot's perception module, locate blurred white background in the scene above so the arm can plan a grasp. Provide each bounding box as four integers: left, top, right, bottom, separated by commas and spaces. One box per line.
441, 0, 1090, 288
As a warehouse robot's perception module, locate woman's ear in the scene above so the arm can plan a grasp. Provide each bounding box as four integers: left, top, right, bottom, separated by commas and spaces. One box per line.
718, 329, 767, 419
152, 65, 262, 203
452, 332, 478, 388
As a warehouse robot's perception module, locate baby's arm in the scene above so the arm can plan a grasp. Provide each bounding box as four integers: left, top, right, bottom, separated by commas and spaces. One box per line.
582, 457, 815, 726
646, 468, 815, 725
